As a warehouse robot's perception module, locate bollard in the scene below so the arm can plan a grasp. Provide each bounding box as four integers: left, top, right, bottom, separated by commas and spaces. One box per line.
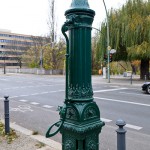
4, 96, 10, 134
145, 75, 147, 82
116, 119, 127, 150
130, 74, 132, 85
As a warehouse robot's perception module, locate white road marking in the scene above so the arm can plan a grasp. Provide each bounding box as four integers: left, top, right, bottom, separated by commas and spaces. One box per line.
19, 100, 28, 102
58, 90, 65, 92
4, 88, 12, 90
35, 90, 65, 95
125, 124, 142, 130
40, 92, 49, 94
101, 118, 143, 130
19, 95, 29, 97
2, 90, 65, 99
101, 118, 142, 130
0, 79, 7, 81
43, 105, 53, 108
10, 105, 33, 113
94, 97, 150, 107
101, 118, 112, 123
31, 93, 40, 96
0, 84, 64, 91
94, 88, 128, 93
120, 92, 150, 97
109, 86, 120, 88
30, 102, 39, 105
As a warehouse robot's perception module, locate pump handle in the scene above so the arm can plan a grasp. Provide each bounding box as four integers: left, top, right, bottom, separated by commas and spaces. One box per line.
46, 120, 63, 138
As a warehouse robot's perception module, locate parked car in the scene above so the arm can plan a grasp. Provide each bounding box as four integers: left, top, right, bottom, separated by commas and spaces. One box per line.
142, 82, 150, 94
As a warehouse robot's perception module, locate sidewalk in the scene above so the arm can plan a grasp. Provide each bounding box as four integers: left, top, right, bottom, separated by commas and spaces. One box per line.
93, 75, 147, 87
2, 117, 150, 150
0, 120, 61, 150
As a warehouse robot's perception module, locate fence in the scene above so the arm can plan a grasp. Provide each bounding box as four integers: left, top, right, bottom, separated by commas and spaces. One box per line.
0, 68, 64, 75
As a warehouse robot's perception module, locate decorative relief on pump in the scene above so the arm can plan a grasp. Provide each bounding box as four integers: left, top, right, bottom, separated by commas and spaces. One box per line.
87, 140, 97, 150
84, 107, 97, 120
68, 84, 93, 100
66, 108, 77, 120
64, 140, 75, 150
86, 134, 97, 150
64, 134, 76, 150
62, 121, 104, 134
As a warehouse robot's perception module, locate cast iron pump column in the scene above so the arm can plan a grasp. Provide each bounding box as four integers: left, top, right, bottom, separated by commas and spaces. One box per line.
46, 0, 105, 149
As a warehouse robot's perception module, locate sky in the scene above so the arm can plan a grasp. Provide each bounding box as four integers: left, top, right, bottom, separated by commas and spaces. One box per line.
0, 0, 127, 36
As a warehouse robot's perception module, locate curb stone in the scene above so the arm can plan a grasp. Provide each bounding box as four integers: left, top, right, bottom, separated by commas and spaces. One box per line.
1, 120, 61, 150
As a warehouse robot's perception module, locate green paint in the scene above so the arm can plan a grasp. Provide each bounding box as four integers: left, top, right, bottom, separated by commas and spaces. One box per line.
46, 1, 104, 149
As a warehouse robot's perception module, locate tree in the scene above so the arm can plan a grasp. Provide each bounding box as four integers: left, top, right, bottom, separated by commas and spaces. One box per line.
22, 46, 39, 68
23, 0, 66, 70
47, 0, 57, 43
23, 36, 50, 68
98, 0, 150, 79
30, 36, 49, 68
23, 36, 66, 70
92, 32, 100, 74
47, 0, 61, 70
43, 38, 66, 70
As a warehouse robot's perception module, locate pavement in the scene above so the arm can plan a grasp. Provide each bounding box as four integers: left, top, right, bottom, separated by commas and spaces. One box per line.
97, 74, 146, 87
0, 119, 61, 150
0, 74, 149, 150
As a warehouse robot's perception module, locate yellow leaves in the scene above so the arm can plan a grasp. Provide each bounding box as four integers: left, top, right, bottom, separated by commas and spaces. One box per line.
127, 41, 150, 59
146, 15, 150, 21
139, 41, 150, 55
131, 60, 140, 66
0, 121, 18, 144
111, 13, 117, 22
128, 14, 143, 31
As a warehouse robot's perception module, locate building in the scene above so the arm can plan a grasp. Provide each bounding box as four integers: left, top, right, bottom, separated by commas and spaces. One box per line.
0, 29, 33, 68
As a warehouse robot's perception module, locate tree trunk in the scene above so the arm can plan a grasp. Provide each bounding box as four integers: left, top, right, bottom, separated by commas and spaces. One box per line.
140, 59, 149, 80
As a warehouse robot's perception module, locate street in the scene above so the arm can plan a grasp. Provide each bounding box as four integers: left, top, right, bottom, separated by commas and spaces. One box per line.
0, 74, 150, 150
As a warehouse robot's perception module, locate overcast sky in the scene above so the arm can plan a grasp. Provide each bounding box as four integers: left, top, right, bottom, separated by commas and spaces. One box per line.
0, 0, 127, 36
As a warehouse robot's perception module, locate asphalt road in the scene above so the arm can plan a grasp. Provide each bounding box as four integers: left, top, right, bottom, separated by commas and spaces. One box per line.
0, 74, 150, 150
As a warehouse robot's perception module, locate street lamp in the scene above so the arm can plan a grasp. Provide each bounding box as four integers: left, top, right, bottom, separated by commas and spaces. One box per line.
102, 0, 110, 83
